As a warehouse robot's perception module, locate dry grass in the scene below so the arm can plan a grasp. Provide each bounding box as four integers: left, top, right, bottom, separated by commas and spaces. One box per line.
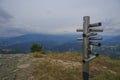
32, 52, 82, 80
46, 51, 82, 62
32, 52, 120, 80
32, 58, 82, 80
90, 56, 120, 80
32, 52, 46, 58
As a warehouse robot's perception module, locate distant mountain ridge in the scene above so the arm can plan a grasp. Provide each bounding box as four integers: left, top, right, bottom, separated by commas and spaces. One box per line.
0, 33, 80, 53
0, 33, 120, 59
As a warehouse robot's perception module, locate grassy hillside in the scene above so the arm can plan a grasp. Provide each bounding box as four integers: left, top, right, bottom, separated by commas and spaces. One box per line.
32, 52, 120, 80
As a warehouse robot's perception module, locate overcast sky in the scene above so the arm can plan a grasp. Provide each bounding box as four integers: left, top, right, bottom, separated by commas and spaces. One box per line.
0, 0, 120, 37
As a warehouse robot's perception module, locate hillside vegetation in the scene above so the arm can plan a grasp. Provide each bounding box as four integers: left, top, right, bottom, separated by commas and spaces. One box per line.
32, 52, 120, 80
0, 34, 120, 59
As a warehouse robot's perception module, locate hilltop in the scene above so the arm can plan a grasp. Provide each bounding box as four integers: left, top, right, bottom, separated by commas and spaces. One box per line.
1, 52, 119, 80
32, 52, 120, 80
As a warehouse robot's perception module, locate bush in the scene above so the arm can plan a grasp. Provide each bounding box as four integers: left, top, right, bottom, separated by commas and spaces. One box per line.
31, 43, 42, 52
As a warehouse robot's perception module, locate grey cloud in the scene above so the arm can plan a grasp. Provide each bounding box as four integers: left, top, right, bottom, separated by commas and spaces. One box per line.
0, 26, 29, 37
0, 7, 23, 37
102, 19, 120, 35
0, 8, 13, 23
0, 0, 120, 36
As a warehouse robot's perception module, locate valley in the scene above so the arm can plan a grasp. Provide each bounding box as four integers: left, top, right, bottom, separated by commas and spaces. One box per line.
0, 33, 120, 59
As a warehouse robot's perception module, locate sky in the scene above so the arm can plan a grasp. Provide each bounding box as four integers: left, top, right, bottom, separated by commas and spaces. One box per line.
0, 0, 120, 37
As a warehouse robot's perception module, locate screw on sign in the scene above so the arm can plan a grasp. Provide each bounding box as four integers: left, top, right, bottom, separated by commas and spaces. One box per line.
76, 16, 103, 80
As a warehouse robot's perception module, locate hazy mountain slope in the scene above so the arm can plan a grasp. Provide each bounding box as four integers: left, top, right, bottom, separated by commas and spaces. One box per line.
96, 35, 120, 59
0, 33, 79, 53
0, 33, 120, 59
51, 41, 82, 52
0, 33, 78, 46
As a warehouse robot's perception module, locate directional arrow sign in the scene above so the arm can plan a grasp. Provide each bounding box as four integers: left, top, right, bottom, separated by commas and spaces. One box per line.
77, 38, 83, 40
89, 22, 102, 27
89, 29, 103, 32
83, 54, 99, 63
86, 33, 97, 37
76, 29, 83, 32
89, 37, 103, 40
89, 42, 101, 46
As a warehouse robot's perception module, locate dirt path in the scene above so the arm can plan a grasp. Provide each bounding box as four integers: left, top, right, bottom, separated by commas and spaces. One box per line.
0, 54, 82, 80
0, 54, 33, 80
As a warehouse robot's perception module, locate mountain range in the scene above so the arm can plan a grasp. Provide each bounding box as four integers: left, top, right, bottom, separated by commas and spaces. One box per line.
0, 33, 120, 59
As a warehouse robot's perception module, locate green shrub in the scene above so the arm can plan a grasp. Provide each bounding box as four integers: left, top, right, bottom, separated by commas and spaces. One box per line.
31, 43, 42, 52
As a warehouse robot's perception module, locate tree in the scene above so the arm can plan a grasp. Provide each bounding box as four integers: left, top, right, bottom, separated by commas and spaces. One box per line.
31, 43, 42, 52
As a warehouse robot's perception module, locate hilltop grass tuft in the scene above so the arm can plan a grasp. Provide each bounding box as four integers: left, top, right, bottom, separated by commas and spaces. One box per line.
32, 52, 46, 58
46, 51, 82, 62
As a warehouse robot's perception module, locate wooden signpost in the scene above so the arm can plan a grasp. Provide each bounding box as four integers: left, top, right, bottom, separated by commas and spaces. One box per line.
77, 16, 103, 80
